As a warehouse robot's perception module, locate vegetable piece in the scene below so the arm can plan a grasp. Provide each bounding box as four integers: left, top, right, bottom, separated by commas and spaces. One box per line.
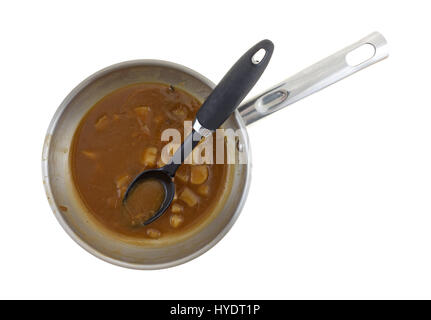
190, 165, 209, 184
175, 165, 189, 183
179, 187, 199, 207
146, 228, 161, 239
115, 175, 130, 189
115, 174, 131, 199
140, 147, 158, 167
94, 114, 109, 130
170, 214, 184, 228
197, 184, 210, 196
171, 203, 183, 214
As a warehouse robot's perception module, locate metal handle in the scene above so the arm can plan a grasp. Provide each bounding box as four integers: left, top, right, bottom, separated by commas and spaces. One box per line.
238, 32, 389, 125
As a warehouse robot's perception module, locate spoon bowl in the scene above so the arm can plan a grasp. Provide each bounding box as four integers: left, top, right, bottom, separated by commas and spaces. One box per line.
123, 168, 175, 226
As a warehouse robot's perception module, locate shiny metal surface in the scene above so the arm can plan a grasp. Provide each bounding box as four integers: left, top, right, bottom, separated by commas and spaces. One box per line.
42, 60, 251, 269
238, 32, 389, 125
192, 118, 214, 139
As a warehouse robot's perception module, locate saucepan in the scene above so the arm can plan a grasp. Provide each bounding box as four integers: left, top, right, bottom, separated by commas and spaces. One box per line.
42, 32, 388, 269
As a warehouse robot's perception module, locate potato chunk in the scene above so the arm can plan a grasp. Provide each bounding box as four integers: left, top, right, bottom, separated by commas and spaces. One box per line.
197, 184, 210, 196
175, 165, 189, 183
179, 187, 199, 207
115, 174, 131, 199
146, 228, 161, 239
140, 147, 158, 167
170, 214, 184, 228
191, 165, 209, 184
94, 114, 109, 130
171, 203, 183, 214
115, 175, 130, 188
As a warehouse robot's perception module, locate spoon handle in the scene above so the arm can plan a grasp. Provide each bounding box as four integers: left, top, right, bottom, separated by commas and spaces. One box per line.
195, 39, 274, 131
163, 134, 200, 177
163, 40, 274, 177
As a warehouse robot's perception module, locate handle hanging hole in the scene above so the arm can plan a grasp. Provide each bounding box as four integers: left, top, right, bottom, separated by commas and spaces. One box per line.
346, 43, 376, 66
251, 48, 267, 64
255, 89, 288, 114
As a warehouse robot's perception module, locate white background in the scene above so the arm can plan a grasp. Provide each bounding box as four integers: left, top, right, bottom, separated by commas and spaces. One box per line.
1, 0, 430, 299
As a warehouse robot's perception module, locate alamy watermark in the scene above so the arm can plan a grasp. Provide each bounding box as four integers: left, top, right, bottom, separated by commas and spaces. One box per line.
160, 121, 247, 165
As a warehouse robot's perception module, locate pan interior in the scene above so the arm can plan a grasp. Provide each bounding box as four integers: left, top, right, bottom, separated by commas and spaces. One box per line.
42, 60, 251, 269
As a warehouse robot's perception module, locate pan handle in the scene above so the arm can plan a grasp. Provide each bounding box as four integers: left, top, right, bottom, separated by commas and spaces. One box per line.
237, 32, 389, 125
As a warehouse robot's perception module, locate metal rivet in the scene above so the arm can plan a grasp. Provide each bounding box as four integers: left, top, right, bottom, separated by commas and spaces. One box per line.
235, 136, 244, 152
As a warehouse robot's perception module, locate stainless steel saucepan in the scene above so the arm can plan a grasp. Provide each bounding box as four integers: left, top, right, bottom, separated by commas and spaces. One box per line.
42, 32, 388, 269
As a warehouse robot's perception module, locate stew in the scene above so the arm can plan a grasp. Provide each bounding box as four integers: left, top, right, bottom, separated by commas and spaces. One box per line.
71, 83, 229, 239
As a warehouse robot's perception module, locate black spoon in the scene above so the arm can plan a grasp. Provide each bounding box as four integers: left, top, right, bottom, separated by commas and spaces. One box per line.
123, 39, 274, 225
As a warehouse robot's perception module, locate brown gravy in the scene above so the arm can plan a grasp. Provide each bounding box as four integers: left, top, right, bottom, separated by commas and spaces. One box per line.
70, 83, 229, 239
124, 178, 165, 225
